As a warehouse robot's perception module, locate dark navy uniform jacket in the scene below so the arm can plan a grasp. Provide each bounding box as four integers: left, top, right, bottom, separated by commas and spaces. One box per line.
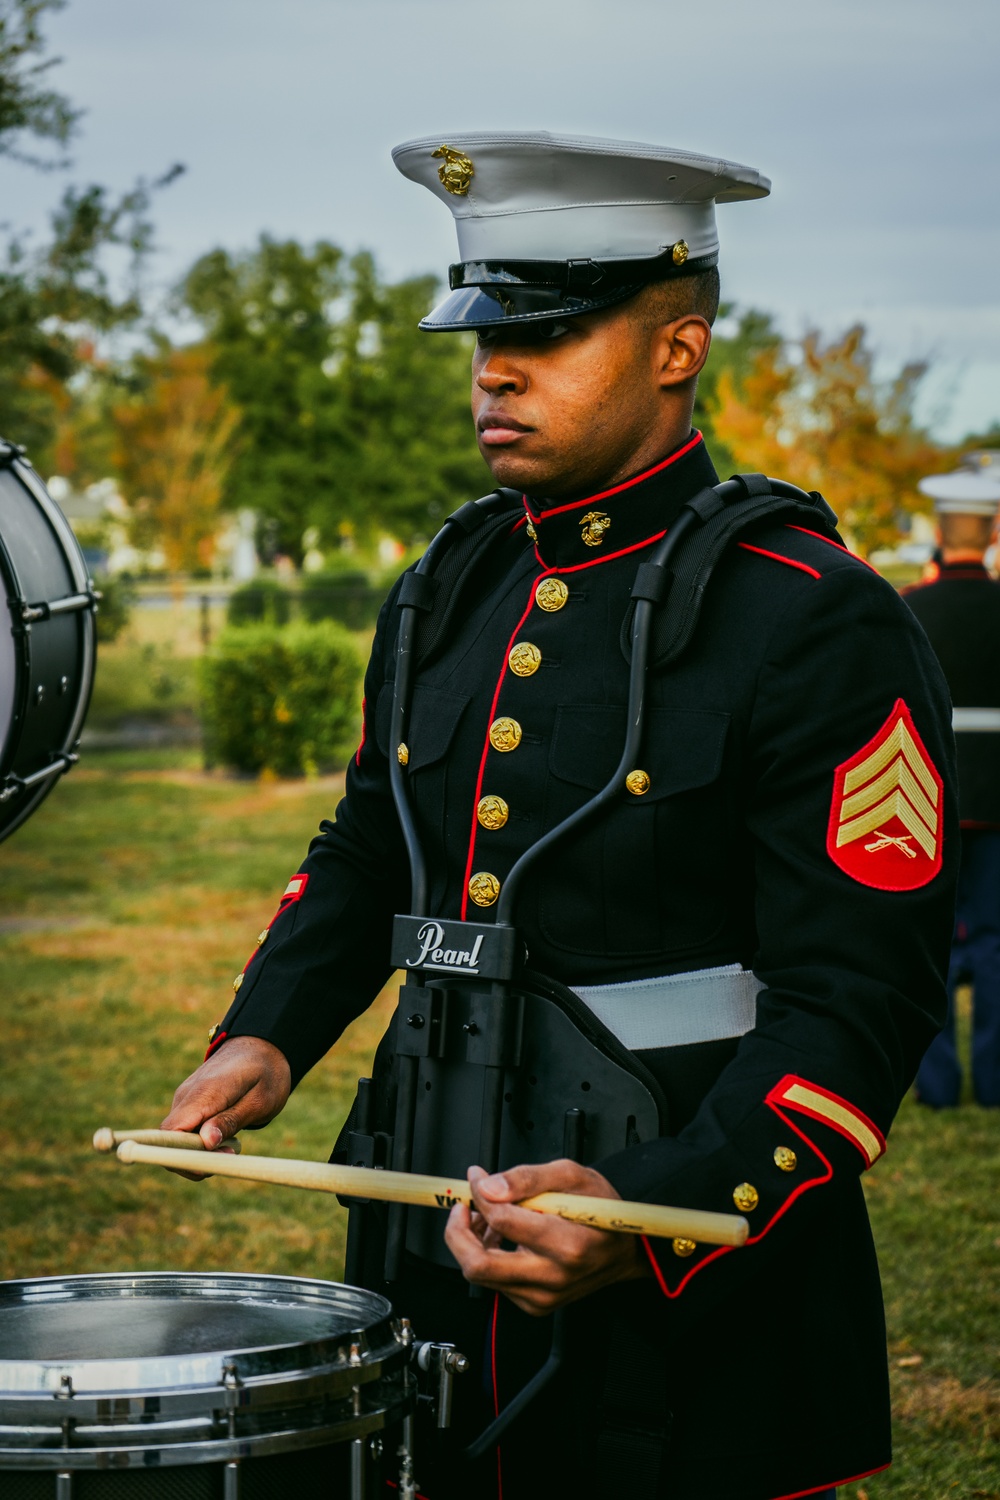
212, 434, 957, 1500
903, 559, 1000, 826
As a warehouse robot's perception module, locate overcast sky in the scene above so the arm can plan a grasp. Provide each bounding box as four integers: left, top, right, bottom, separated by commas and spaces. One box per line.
5, 0, 999, 439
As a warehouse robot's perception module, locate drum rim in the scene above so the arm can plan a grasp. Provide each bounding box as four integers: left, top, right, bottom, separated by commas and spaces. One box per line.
0, 1272, 403, 1399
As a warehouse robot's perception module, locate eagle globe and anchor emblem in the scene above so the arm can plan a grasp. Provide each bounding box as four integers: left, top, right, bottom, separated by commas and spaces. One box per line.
580, 510, 612, 547
432, 144, 475, 196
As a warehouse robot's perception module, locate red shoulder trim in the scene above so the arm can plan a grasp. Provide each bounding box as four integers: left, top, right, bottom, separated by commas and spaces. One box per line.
784, 524, 881, 574
737, 541, 822, 579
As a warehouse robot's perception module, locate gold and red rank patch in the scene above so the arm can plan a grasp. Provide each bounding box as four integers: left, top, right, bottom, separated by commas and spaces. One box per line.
827, 699, 943, 891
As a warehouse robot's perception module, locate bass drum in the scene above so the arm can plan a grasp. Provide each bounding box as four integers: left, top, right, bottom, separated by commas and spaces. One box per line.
0, 438, 97, 842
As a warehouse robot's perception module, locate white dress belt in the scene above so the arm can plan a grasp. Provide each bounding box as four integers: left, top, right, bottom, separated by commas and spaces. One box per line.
570, 963, 763, 1052
952, 707, 1000, 732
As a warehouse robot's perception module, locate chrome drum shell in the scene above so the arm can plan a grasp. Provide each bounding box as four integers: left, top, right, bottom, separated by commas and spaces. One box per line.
0, 1272, 412, 1478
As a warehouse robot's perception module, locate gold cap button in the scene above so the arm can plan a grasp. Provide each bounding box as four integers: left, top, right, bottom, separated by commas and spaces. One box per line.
672, 1237, 696, 1257
477, 794, 509, 830
397, 743, 409, 766
489, 716, 522, 752
535, 577, 568, 612
733, 1182, 759, 1212
774, 1146, 798, 1172
232, 973, 244, 993
468, 871, 500, 907
508, 642, 541, 677
625, 769, 650, 796
672, 239, 689, 266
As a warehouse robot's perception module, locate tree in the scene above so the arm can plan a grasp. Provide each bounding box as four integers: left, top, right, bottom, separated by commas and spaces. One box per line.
709, 323, 947, 555
111, 344, 239, 572
181, 239, 487, 559
695, 306, 782, 471
0, 0, 182, 467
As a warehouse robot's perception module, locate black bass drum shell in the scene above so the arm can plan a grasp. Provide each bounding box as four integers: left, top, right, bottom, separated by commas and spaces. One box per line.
0, 442, 97, 842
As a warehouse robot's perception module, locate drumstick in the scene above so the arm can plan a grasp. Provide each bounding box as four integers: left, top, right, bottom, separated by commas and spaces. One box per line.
115, 1140, 748, 1247
93, 1128, 242, 1154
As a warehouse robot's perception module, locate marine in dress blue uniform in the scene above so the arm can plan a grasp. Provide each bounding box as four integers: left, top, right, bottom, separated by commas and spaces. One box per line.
904, 459, 1000, 1107
196, 134, 958, 1499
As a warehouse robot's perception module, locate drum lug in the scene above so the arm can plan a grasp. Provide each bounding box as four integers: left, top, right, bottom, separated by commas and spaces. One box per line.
414, 1340, 470, 1429
56, 1475, 73, 1500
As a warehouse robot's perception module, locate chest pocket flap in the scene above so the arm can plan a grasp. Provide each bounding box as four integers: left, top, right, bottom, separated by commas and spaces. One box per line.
375, 683, 470, 770
549, 705, 731, 801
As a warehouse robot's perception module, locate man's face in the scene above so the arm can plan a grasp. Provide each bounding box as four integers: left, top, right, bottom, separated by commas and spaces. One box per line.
470, 301, 706, 498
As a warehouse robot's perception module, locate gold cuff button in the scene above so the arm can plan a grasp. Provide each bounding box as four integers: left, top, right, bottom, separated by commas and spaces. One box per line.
625, 769, 651, 796
468, 871, 501, 907
489, 716, 522, 752
257, 928, 269, 947
208, 1023, 220, 1044
733, 1182, 759, 1212
672, 1237, 696, 1257
232, 973, 244, 994
477, 794, 509, 830
774, 1146, 798, 1172
397, 743, 409, 766
508, 641, 542, 677
535, 577, 568, 612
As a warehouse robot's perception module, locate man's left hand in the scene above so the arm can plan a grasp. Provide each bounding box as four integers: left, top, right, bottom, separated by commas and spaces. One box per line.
444, 1158, 649, 1316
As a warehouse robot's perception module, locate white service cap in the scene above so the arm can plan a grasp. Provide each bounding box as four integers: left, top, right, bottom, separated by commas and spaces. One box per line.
918, 469, 1000, 515
391, 131, 770, 330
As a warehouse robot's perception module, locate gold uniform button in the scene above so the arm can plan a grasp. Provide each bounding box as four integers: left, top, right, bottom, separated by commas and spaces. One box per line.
489, 717, 522, 752
672, 1237, 697, 1257
232, 973, 244, 994
397, 743, 409, 766
257, 928, 269, 947
625, 769, 650, 796
477, 794, 509, 831
774, 1146, 798, 1172
733, 1182, 759, 1212
508, 642, 541, 677
468, 872, 500, 907
535, 577, 568, 612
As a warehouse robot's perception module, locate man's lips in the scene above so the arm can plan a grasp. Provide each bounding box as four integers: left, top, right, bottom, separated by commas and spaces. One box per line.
477, 411, 534, 446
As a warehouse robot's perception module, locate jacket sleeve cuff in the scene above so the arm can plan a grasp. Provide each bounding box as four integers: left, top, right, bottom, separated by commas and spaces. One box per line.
602, 1072, 885, 1299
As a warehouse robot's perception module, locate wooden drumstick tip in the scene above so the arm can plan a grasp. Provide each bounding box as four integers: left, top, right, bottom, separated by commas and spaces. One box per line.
93, 1127, 115, 1153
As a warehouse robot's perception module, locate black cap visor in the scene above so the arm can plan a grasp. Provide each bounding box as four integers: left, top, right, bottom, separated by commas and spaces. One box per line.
419, 248, 717, 331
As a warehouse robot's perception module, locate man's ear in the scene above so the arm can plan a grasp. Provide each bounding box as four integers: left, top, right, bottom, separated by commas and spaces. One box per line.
653, 315, 712, 389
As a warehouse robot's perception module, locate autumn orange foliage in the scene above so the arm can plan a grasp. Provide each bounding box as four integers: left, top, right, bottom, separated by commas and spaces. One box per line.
112, 346, 239, 572
710, 325, 947, 556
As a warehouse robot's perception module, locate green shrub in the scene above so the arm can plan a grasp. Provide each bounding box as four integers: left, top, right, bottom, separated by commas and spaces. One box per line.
201, 621, 363, 776
89, 643, 199, 728
227, 578, 292, 627
299, 568, 381, 630
92, 574, 133, 642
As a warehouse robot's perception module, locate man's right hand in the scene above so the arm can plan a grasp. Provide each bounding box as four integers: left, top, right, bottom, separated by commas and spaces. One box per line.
161, 1036, 291, 1175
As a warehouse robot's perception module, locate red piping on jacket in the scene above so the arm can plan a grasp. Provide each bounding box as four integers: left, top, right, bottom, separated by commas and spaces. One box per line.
355, 696, 367, 767
767, 1074, 886, 1165
770, 1462, 890, 1499
737, 542, 822, 580
459, 570, 554, 919
640, 1099, 834, 1299
204, 1029, 228, 1060
784, 524, 880, 574
524, 431, 704, 520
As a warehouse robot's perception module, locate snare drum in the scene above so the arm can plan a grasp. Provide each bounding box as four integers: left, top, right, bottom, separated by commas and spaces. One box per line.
0, 1272, 414, 1499
0, 439, 97, 843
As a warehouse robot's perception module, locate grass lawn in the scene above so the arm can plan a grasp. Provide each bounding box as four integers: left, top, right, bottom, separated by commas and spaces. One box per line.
0, 757, 997, 1498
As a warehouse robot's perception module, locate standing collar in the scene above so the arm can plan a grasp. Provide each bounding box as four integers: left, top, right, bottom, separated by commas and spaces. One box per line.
523, 431, 719, 569
939, 559, 992, 582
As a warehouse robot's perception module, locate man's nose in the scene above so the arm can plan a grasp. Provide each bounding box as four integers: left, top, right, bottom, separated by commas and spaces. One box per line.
475, 352, 528, 396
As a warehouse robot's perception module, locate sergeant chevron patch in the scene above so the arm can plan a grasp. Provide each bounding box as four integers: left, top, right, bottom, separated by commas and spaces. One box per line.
826, 698, 943, 891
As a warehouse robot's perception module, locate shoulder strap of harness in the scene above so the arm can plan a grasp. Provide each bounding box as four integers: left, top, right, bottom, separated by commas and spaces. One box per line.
391, 487, 525, 670
620, 473, 841, 668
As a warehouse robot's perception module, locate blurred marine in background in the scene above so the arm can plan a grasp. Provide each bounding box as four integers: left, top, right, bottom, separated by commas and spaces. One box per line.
163, 133, 959, 1499
904, 456, 1000, 1108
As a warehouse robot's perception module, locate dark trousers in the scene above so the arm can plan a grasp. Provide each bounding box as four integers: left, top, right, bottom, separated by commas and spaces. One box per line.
917, 827, 1000, 1106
